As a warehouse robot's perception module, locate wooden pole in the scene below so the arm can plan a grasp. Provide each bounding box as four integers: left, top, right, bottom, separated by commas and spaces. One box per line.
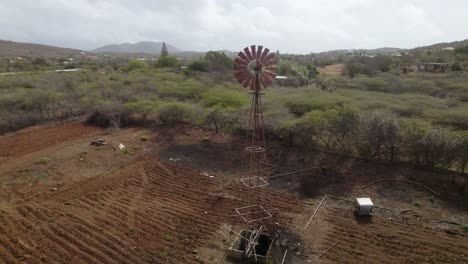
281, 249, 288, 264
221, 225, 248, 241
268, 168, 317, 180
318, 241, 339, 258
361, 179, 440, 197
303, 195, 327, 230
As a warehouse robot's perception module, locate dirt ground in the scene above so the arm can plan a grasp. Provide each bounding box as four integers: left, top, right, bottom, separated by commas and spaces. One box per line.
318, 64, 344, 76
0, 122, 467, 263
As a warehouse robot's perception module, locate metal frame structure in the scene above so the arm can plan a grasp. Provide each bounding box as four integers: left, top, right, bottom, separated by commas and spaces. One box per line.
233, 45, 277, 225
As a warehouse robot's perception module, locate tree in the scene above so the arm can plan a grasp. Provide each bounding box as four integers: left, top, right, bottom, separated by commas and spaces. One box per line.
455, 45, 468, 54
187, 51, 232, 72
358, 113, 400, 161
155, 56, 178, 68
204, 51, 233, 72
278, 60, 309, 85
161, 42, 169, 56
124, 59, 148, 72
306, 64, 319, 79
451, 62, 463, 71
188, 60, 208, 72
32, 58, 49, 69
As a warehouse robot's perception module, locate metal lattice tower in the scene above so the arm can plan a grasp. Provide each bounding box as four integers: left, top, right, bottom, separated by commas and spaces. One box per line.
233, 45, 277, 227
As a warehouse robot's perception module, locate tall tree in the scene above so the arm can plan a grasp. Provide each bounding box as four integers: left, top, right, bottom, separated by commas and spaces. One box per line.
161, 42, 169, 56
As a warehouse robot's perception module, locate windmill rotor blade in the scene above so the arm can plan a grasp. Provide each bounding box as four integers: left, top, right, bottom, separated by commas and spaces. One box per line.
234, 58, 248, 66
263, 59, 275, 67
234, 64, 247, 71
267, 66, 278, 73
244, 47, 253, 60
260, 48, 270, 61
250, 45, 257, 59
262, 53, 275, 64
237, 52, 250, 63
234, 70, 249, 81
263, 70, 277, 79
256, 46, 263, 60
242, 76, 252, 88
233, 45, 276, 90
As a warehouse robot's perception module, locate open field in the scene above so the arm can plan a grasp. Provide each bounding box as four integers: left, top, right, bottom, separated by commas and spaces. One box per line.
0, 121, 466, 263
318, 64, 344, 76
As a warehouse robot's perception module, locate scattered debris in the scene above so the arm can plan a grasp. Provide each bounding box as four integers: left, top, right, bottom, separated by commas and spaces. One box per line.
90, 139, 107, 146
400, 209, 413, 214
119, 143, 125, 150
38, 157, 51, 165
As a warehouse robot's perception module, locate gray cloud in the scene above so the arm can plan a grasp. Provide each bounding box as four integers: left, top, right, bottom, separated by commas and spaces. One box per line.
1, 0, 467, 53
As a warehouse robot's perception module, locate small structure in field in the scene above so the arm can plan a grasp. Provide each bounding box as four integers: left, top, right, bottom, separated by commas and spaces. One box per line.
409, 62, 449, 72
355, 197, 374, 216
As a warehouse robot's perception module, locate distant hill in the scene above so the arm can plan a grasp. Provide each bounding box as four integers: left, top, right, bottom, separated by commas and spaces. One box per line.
356, 47, 403, 55
92, 41, 182, 54
316, 47, 402, 56
413, 39, 468, 50
0, 40, 84, 58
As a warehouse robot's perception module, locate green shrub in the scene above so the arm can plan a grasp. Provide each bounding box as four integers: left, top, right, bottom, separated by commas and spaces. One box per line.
155, 56, 178, 68
125, 60, 148, 72
202, 88, 248, 109
158, 79, 205, 100
158, 102, 200, 124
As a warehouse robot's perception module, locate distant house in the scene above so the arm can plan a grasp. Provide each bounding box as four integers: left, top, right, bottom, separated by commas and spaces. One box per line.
409, 62, 449, 72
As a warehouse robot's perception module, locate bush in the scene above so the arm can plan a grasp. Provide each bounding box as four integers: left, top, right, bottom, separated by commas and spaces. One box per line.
357, 112, 400, 160
401, 123, 460, 169
124, 60, 149, 72
188, 60, 208, 72
87, 102, 129, 127
155, 56, 178, 68
278, 60, 309, 85
451, 62, 463, 71
202, 88, 248, 109
188, 51, 232, 73
158, 79, 205, 100
158, 102, 200, 124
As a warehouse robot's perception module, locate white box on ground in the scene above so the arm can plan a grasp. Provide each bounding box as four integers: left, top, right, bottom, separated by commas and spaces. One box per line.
355, 197, 374, 216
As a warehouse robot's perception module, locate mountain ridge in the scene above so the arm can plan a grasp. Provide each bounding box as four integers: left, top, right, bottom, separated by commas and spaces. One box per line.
0, 40, 84, 58
91, 41, 182, 54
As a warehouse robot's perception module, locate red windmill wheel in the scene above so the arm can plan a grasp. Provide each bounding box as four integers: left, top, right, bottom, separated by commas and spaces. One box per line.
234, 45, 277, 90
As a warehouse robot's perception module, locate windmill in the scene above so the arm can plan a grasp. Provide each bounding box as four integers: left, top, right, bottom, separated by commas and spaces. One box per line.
232, 45, 277, 260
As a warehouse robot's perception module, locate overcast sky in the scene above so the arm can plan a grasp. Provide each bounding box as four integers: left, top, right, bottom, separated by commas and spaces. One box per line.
1, 0, 467, 54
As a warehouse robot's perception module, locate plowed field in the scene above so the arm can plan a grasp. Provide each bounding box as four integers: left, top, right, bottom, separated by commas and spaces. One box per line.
1, 122, 467, 264
0, 122, 302, 263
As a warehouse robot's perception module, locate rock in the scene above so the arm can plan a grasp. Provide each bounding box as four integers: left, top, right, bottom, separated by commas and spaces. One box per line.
192, 249, 197, 254
50, 187, 58, 192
